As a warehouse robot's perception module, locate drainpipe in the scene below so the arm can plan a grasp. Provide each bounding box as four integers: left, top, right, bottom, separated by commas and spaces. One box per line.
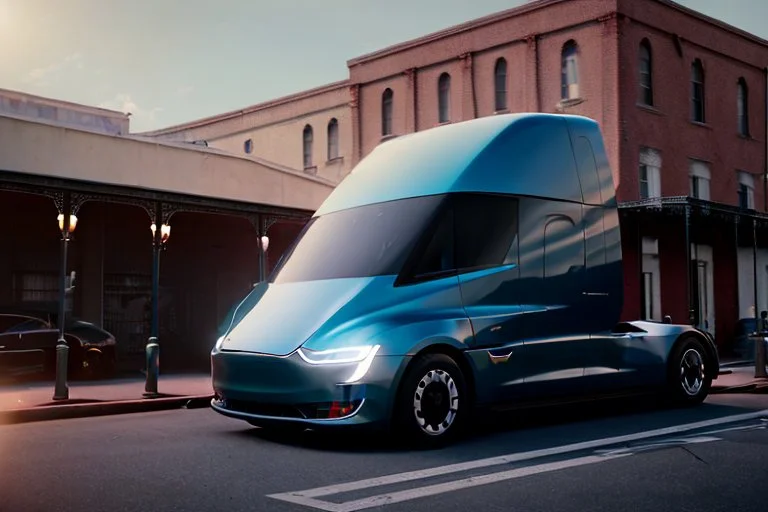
685, 205, 692, 325
764, 66, 767, 211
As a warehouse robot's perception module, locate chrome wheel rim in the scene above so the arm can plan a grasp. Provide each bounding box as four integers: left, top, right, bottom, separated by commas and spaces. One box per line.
680, 348, 705, 396
412, 369, 459, 436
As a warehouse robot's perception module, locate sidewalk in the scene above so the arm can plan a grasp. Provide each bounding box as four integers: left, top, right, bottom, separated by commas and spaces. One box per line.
0, 373, 213, 425
712, 363, 768, 394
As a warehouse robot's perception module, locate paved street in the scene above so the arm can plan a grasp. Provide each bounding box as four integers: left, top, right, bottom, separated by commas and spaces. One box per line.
1, 394, 767, 512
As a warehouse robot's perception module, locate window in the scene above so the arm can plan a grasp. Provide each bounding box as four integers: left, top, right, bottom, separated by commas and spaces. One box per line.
270, 195, 447, 284
327, 118, 339, 160
438, 73, 451, 123
561, 40, 579, 100
494, 58, 508, 112
738, 78, 749, 136
689, 159, 711, 200
737, 171, 755, 209
302, 125, 313, 168
638, 40, 653, 106
691, 59, 705, 123
639, 147, 662, 199
401, 193, 519, 283
382, 88, 393, 136
244, 139, 253, 154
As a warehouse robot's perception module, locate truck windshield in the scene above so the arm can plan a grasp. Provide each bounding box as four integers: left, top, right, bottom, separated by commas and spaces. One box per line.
269, 194, 446, 284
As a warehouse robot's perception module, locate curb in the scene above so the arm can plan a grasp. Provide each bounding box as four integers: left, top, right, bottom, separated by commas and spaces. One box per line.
0, 394, 213, 425
711, 383, 768, 395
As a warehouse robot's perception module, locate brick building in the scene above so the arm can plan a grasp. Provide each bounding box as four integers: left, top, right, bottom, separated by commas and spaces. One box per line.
337, 0, 768, 350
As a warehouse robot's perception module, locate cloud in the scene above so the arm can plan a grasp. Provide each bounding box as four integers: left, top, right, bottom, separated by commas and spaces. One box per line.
98, 93, 163, 130
24, 53, 85, 87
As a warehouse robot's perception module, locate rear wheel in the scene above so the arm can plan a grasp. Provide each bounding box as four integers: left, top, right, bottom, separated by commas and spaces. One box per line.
393, 353, 469, 448
666, 336, 711, 406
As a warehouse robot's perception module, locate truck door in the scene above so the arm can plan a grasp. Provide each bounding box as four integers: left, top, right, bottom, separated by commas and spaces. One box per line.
454, 192, 528, 405
515, 197, 590, 400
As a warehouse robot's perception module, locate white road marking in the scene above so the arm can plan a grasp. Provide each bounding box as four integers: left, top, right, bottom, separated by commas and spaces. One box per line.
267, 409, 768, 510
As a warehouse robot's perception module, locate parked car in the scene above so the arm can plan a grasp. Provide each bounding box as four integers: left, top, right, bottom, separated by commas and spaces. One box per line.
0, 311, 116, 380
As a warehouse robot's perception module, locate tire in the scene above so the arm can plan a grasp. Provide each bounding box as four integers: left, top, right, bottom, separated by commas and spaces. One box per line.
393, 353, 469, 448
81, 350, 104, 380
666, 336, 711, 406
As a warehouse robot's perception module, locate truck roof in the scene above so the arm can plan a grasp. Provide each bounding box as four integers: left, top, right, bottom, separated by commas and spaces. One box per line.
314, 112, 615, 217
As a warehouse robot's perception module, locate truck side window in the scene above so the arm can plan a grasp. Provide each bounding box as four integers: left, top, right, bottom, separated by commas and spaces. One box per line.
411, 206, 455, 279
454, 193, 519, 272
571, 136, 603, 205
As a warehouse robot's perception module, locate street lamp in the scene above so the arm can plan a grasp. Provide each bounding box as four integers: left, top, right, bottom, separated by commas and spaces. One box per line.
259, 235, 270, 282
144, 220, 170, 398
53, 211, 78, 400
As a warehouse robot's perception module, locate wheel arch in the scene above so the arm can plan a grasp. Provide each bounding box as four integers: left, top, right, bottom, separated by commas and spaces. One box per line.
395, 342, 477, 407
669, 329, 719, 380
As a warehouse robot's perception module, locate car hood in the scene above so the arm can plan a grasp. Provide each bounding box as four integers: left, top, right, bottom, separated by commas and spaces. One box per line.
220, 277, 377, 356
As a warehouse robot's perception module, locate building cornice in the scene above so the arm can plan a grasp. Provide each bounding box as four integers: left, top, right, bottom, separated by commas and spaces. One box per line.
346, 0, 566, 68
0, 87, 129, 119
140, 79, 350, 136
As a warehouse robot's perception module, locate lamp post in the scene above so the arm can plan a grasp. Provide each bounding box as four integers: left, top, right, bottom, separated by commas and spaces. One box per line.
259, 235, 270, 282
144, 214, 170, 398
53, 208, 78, 400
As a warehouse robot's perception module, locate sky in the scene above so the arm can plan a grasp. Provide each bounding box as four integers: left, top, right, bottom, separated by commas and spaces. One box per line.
0, 0, 766, 133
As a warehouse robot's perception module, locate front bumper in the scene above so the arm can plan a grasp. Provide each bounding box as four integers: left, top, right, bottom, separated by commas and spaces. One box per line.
210, 348, 407, 429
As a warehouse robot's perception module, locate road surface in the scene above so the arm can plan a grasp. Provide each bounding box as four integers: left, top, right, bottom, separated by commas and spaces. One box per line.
1, 394, 767, 512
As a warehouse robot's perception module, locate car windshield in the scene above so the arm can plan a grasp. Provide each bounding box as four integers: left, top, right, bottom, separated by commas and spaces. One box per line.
270, 194, 446, 284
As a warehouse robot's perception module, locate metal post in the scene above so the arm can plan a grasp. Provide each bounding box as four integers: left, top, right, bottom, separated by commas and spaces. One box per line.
258, 238, 265, 282
53, 194, 71, 401
144, 204, 162, 398
684, 205, 693, 325
754, 218, 767, 377
53, 204, 70, 400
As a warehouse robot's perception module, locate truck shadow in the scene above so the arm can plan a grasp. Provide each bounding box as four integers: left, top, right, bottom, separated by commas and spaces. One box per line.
231, 394, 754, 454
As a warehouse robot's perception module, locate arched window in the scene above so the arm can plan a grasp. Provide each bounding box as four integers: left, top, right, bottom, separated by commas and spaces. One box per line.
561, 40, 579, 100
691, 59, 705, 123
382, 88, 393, 136
302, 124, 313, 168
494, 58, 508, 112
244, 138, 253, 154
327, 118, 339, 160
737, 78, 749, 136
438, 72, 451, 123
638, 39, 653, 106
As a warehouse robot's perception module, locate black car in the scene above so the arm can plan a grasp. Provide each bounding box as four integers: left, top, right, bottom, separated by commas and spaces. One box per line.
0, 312, 117, 380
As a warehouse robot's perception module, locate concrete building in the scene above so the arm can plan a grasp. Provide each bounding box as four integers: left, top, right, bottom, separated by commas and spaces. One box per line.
141, 80, 354, 184
0, 88, 335, 373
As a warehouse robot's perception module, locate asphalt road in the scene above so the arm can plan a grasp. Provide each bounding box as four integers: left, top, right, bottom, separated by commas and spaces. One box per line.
1, 394, 767, 512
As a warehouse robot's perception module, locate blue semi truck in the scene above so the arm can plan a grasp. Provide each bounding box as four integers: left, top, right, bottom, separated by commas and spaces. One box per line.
210, 113, 719, 446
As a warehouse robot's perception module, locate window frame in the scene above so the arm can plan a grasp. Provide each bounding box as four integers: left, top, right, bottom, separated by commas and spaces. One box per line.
395, 192, 520, 287
494, 58, 508, 112
327, 118, 339, 160
438, 73, 451, 123
638, 39, 653, 106
302, 124, 313, 169
691, 59, 705, 123
382, 88, 394, 136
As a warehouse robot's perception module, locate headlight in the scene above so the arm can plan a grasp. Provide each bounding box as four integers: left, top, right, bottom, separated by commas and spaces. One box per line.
297, 344, 381, 384
297, 345, 379, 365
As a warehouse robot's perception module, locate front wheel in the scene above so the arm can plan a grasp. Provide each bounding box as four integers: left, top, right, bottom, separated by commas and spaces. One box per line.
393, 353, 469, 448
667, 336, 711, 406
